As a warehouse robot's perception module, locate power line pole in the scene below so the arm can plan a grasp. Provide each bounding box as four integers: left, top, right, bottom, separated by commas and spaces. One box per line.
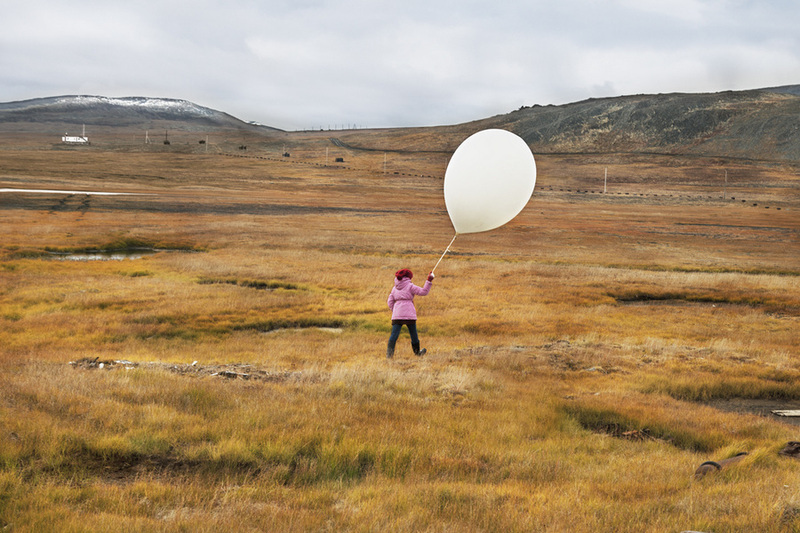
724, 169, 728, 199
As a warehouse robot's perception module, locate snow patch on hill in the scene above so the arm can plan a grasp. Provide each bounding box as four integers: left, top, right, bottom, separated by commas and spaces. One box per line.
56, 96, 217, 117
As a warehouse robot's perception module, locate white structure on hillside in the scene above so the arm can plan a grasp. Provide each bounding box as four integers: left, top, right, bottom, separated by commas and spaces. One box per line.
62, 124, 89, 144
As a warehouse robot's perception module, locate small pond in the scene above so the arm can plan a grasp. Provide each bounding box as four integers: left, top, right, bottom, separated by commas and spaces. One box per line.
48, 249, 162, 261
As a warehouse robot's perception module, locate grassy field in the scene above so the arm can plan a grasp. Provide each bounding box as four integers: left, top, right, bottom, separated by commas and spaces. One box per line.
1, 134, 799, 532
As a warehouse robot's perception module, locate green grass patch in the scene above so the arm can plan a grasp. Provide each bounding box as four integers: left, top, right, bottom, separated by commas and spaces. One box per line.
118, 270, 153, 277
128, 313, 350, 340
562, 402, 721, 452
613, 290, 762, 306
197, 277, 303, 291
44, 237, 203, 254
608, 263, 800, 277
609, 289, 798, 314
642, 373, 800, 402
234, 317, 349, 333
3, 249, 51, 260
546, 260, 800, 277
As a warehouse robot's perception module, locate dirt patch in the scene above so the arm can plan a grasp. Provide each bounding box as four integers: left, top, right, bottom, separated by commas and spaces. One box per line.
44, 446, 266, 486
69, 357, 302, 382
704, 398, 800, 426
599, 426, 660, 442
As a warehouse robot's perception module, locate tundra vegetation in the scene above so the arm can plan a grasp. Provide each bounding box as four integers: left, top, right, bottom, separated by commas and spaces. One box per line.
1, 134, 799, 532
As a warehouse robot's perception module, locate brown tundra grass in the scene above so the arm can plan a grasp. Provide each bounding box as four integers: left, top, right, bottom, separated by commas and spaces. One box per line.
1, 141, 799, 532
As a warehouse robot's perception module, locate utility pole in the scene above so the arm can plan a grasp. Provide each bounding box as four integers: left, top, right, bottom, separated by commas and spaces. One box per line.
724, 169, 728, 199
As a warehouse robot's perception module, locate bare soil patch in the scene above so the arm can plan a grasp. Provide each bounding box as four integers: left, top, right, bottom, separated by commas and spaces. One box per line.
704, 399, 800, 427
69, 356, 303, 382
705, 398, 800, 426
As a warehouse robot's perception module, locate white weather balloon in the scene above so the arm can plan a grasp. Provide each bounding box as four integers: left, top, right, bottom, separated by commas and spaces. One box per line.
443, 129, 536, 234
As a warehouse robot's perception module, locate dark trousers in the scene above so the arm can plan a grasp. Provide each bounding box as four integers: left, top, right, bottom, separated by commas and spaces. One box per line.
388, 319, 419, 351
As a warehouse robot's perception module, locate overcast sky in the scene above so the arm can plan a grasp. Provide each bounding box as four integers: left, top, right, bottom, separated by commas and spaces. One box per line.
2, 0, 799, 130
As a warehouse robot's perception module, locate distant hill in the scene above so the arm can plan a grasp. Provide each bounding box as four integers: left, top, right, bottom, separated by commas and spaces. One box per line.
1, 88, 799, 161
763, 85, 800, 96
0, 95, 280, 133
498, 87, 800, 160
332, 85, 800, 162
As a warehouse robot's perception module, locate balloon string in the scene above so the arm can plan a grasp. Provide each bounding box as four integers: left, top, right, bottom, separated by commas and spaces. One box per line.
432, 233, 458, 274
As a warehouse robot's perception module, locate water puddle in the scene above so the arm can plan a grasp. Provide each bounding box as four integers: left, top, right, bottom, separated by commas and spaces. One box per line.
48, 249, 161, 261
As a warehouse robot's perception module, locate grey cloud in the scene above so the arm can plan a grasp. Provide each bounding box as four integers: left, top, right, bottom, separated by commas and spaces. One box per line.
1, 0, 798, 130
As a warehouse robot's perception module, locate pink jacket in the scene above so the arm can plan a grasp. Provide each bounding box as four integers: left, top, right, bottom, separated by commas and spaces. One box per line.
387, 277, 432, 320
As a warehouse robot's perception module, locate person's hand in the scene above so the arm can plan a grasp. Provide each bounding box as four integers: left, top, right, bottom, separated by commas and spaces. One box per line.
427, 272, 435, 281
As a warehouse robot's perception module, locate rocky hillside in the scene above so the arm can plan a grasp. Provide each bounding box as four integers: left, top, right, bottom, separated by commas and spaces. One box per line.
498, 88, 800, 160
332, 86, 800, 162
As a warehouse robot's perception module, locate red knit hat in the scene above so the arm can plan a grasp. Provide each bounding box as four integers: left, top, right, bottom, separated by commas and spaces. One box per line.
395, 268, 413, 280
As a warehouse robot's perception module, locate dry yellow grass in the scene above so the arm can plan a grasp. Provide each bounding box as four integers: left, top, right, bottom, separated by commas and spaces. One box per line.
1, 140, 799, 531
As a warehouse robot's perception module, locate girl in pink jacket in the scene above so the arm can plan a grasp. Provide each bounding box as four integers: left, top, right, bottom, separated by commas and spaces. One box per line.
386, 268, 434, 358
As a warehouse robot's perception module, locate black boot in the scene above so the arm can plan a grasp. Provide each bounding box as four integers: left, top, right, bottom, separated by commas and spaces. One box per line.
412, 342, 427, 357
386, 343, 395, 359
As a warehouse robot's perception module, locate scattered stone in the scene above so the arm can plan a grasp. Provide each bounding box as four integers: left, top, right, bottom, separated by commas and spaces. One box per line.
316, 327, 343, 334
779, 441, 800, 459
773, 410, 800, 417
69, 357, 115, 369
583, 366, 606, 373
70, 357, 301, 383
215, 370, 251, 379
620, 429, 655, 441
781, 506, 800, 525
